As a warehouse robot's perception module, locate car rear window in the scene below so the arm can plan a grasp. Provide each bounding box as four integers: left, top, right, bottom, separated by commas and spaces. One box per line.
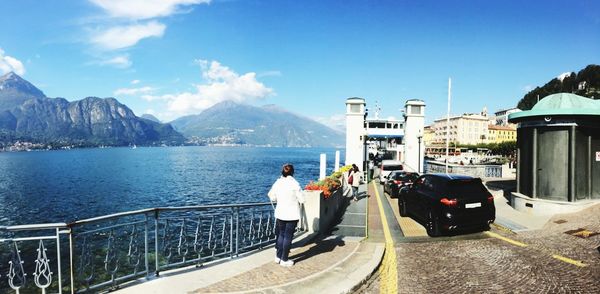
383, 164, 403, 171
447, 179, 487, 197
400, 173, 419, 182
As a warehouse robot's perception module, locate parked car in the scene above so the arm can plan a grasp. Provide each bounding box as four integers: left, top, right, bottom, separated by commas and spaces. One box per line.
384, 171, 419, 198
398, 174, 495, 237
378, 160, 403, 184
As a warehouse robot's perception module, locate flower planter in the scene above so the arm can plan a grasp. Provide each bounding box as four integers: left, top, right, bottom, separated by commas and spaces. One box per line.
301, 188, 344, 234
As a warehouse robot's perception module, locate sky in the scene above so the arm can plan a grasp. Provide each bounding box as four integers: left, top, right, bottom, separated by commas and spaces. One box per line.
0, 0, 599, 128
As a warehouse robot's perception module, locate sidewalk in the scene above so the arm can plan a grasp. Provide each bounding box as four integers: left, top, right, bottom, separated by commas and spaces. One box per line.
115, 183, 384, 294
483, 178, 553, 231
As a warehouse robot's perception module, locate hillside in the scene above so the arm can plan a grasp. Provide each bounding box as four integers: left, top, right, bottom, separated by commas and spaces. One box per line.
0, 72, 184, 148
170, 101, 344, 147
517, 64, 600, 110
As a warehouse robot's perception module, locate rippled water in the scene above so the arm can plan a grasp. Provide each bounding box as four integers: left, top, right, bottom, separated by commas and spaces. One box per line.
0, 146, 344, 225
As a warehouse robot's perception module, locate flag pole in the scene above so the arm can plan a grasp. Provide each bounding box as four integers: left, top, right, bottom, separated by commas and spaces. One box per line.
445, 77, 451, 174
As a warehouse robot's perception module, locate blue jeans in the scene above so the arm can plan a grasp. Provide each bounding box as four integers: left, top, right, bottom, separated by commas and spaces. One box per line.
275, 219, 297, 261
352, 186, 358, 197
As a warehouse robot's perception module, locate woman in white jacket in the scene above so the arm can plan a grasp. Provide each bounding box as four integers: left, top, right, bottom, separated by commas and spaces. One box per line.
268, 164, 305, 267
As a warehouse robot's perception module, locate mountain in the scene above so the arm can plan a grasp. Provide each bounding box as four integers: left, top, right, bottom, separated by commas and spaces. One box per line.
0, 72, 184, 147
0, 72, 46, 111
170, 100, 344, 147
141, 113, 160, 122
517, 64, 600, 110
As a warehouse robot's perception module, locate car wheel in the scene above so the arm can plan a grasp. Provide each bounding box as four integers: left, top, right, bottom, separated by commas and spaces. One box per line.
398, 197, 408, 217
426, 212, 441, 237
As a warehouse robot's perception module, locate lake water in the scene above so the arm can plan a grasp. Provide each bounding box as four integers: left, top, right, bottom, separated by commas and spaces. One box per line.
0, 146, 344, 226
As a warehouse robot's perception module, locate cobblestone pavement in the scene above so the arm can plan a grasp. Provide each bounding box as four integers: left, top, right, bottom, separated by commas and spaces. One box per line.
192, 236, 358, 293
357, 204, 600, 294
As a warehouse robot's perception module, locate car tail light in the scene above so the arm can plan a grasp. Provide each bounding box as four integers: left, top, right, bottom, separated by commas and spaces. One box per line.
440, 198, 458, 207
393, 180, 403, 185
487, 193, 494, 204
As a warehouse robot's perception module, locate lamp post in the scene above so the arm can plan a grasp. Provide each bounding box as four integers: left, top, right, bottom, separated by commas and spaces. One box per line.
417, 134, 422, 173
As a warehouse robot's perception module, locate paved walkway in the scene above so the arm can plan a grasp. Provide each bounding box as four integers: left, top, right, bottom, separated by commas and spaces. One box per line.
115, 183, 385, 294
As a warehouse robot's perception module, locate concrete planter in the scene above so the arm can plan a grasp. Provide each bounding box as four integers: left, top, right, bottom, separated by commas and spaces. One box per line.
301, 188, 345, 235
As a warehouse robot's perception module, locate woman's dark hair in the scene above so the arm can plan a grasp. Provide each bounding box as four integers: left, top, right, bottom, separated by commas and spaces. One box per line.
281, 164, 294, 177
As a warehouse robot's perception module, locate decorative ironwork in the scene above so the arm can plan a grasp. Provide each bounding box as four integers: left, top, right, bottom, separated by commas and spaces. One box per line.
104, 229, 119, 284
219, 216, 230, 251
127, 224, 142, 274
161, 219, 175, 264
193, 216, 205, 263
8, 241, 26, 292
0, 202, 290, 293
33, 240, 53, 293
206, 216, 217, 256
78, 236, 95, 290
177, 219, 189, 259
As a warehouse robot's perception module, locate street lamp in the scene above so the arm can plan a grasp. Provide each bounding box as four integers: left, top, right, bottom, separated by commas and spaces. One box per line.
417, 134, 423, 173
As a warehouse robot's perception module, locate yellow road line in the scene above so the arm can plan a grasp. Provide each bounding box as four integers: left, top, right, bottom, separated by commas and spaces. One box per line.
551, 255, 588, 267
484, 231, 528, 247
485, 231, 588, 267
372, 182, 398, 294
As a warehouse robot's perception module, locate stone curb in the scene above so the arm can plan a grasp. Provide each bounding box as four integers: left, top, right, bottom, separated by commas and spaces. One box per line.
347, 242, 385, 293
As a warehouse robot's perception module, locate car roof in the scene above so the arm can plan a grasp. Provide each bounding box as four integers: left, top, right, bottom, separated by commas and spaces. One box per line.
390, 170, 416, 175
381, 160, 403, 165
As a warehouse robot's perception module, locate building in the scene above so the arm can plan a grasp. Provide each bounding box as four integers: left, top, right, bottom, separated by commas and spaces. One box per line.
345, 97, 367, 167
508, 93, 600, 215
423, 125, 434, 147
493, 107, 521, 126
364, 118, 404, 161
403, 99, 426, 172
487, 125, 516, 143
345, 97, 425, 173
431, 112, 489, 146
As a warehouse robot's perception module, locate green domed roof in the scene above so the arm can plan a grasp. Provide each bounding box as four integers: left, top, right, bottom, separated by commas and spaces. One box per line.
509, 93, 600, 122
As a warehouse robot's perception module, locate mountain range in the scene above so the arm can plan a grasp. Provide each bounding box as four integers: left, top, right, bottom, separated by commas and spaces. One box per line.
170, 101, 344, 147
0, 72, 344, 148
0, 72, 184, 147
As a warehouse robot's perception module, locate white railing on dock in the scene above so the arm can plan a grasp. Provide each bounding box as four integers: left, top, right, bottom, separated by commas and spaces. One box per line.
0, 202, 290, 293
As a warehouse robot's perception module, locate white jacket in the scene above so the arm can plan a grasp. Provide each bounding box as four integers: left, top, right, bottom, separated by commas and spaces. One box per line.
268, 176, 305, 221
349, 170, 362, 188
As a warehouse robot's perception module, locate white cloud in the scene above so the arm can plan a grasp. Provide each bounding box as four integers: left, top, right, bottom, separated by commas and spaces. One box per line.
91, 21, 166, 50
114, 86, 155, 96
151, 60, 274, 119
98, 55, 132, 68
131, 79, 140, 84
0, 48, 26, 75
90, 0, 210, 20
257, 70, 282, 78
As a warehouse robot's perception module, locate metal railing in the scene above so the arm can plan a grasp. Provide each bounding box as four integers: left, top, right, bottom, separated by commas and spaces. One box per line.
425, 160, 504, 178
0, 202, 289, 293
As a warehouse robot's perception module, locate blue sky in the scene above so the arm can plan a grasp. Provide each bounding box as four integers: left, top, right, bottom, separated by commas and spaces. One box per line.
0, 0, 598, 127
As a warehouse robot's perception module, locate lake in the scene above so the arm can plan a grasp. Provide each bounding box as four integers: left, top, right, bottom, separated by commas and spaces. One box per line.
0, 146, 345, 226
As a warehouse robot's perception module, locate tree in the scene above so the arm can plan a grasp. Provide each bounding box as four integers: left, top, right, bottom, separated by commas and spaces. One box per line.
516, 64, 600, 110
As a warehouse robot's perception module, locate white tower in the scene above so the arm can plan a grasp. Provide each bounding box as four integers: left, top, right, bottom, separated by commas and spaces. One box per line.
345, 97, 366, 167
403, 99, 426, 173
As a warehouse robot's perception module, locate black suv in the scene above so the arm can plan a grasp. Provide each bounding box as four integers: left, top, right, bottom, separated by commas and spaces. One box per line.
384, 171, 419, 198
398, 174, 495, 237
